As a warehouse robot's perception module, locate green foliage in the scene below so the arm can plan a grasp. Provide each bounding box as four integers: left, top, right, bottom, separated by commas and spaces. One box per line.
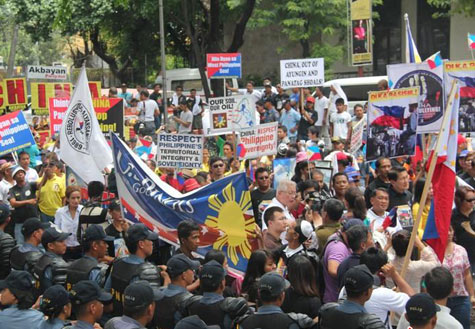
427, 0, 475, 17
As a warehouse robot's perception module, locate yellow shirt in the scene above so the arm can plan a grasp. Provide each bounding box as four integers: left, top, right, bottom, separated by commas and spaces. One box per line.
412, 202, 431, 239
38, 175, 66, 216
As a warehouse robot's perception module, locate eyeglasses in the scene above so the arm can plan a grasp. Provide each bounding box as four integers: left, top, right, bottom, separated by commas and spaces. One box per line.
47, 163, 56, 167
257, 176, 269, 180
465, 198, 475, 202
212, 163, 224, 168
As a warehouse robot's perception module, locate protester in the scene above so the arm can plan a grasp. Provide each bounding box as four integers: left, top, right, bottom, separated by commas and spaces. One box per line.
241, 249, 276, 306
330, 98, 352, 144
261, 179, 297, 231
209, 157, 226, 182
279, 100, 301, 142
0, 162, 15, 205
451, 186, 475, 272
364, 158, 392, 208
18, 151, 39, 183
315, 199, 344, 253
332, 173, 349, 204
37, 160, 66, 223
251, 168, 276, 225
262, 207, 287, 250
105, 200, 129, 257
0, 203, 14, 279
137, 90, 159, 136
387, 167, 412, 209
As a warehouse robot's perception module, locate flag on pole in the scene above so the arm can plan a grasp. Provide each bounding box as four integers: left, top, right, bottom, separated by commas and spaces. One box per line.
422, 84, 460, 261
60, 66, 113, 183
468, 33, 475, 49
425, 51, 443, 69
404, 13, 421, 63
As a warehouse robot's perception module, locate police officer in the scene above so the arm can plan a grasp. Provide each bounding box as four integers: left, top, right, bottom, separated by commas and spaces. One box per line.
66, 224, 114, 290
10, 217, 48, 272
106, 223, 162, 315
105, 281, 160, 329
0, 203, 15, 279
175, 315, 221, 329
69, 280, 113, 329
318, 265, 385, 329
33, 227, 70, 294
235, 272, 316, 329
181, 260, 250, 329
0, 271, 44, 329
38, 285, 73, 329
152, 254, 199, 329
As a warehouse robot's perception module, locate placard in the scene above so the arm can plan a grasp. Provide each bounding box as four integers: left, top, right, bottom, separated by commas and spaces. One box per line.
0, 78, 27, 110
49, 97, 70, 135
206, 53, 242, 79
350, 119, 364, 155
93, 98, 124, 138
238, 122, 278, 160
31, 82, 72, 115
156, 134, 204, 169
350, 0, 373, 66
208, 95, 256, 134
27, 65, 67, 80
0, 111, 35, 155
280, 58, 324, 88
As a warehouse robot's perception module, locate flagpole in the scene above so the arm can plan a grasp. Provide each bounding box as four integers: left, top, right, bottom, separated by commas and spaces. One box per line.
400, 79, 458, 279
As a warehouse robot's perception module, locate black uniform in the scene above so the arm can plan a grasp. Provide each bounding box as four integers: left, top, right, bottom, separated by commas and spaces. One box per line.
318, 302, 385, 329
236, 305, 315, 329
152, 284, 194, 329
65, 255, 109, 290
0, 230, 15, 279
33, 251, 69, 295
9, 244, 43, 273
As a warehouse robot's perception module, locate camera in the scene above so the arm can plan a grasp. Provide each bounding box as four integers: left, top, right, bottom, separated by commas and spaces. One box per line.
305, 190, 331, 213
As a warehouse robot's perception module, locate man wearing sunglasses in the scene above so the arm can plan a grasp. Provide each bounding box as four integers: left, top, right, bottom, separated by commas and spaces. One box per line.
251, 168, 275, 226
209, 157, 226, 182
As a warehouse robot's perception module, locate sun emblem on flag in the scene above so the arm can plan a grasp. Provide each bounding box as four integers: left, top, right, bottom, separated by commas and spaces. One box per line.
205, 182, 255, 265
213, 113, 227, 129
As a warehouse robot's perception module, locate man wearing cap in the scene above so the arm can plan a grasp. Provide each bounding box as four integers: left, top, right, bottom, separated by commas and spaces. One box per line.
106, 223, 163, 316
10, 217, 47, 273
318, 265, 385, 329
37, 160, 66, 223
152, 254, 199, 329
297, 97, 318, 141
0, 203, 14, 279
105, 281, 158, 329
175, 315, 221, 329
397, 293, 439, 329
263, 99, 280, 123
180, 260, 250, 329
9, 165, 38, 244
69, 280, 113, 329
279, 100, 301, 143
33, 227, 70, 294
0, 271, 44, 329
66, 224, 114, 290
0, 162, 15, 205
235, 272, 315, 329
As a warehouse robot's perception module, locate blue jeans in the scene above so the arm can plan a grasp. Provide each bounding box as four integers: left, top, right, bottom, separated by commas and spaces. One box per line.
447, 295, 471, 329
14, 223, 24, 245
40, 212, 55, 223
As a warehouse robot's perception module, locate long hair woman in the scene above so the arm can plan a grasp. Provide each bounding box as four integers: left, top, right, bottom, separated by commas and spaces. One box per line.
241, 249, 276, 306
342, 187, 367, 222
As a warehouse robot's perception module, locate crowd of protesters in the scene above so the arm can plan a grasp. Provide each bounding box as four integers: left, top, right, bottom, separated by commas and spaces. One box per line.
0, 78, 474, 329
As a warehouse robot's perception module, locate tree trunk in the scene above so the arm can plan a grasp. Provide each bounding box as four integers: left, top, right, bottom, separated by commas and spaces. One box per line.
7, 24, 19, 77
300, 39, 310, 58
226, 0, 256, 52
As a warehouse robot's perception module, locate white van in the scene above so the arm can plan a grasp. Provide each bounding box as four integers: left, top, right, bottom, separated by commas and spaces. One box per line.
155, 68, 239, 99
321, 75, 387, 114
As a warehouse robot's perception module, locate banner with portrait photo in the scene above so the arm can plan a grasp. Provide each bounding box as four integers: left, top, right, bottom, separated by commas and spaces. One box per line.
349, 0, 372, 66
444, 60, 475, 133
387, 62, 444, 133
367, 87, 420, 161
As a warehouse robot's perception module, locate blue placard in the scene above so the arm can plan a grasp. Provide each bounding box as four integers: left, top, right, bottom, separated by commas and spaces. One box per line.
207, 53, 242, 79
0, 111, 36, 156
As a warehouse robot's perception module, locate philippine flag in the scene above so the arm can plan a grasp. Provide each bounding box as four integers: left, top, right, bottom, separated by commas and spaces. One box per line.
448, 74, 475, 98
405, 13, 421, 63
468, 33, 475, 49
425, 51, 442, 69
370, 105, 404, 130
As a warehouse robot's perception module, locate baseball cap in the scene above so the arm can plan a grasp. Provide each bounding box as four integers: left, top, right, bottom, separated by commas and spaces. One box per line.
12, 166, 26, 178
457, 134, 467, 145
258, 272, 290, 298
0, 271, 35, 295
40, 285, 71, 312
199, 260, 226, 285
459, 150, 469, 158
306, 96, 315, 103
183, 178, 201, 193
124, 281, 161, 308
0, 203, 10, 225
41, 227, 71, 245
126, 223, 158, 244
331, 136, 342, 143
83, 224, 114, 242
121, 83, 127, 87
405, 293, 440, 324
166, 254, 200, 277
70, 280, 112, 305
344, 166, 360, 182
108, 200, 121, 211
343, 264, 374, 293
336, 152, 348, 161
175, 315, 221, 329
21, 217, 50, 236
342, 218, 364, 232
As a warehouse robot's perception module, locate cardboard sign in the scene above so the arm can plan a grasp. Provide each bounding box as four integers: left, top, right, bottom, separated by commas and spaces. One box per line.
208, 96, 256, 134
31, 82, 72, 115
156, 134, 204, 169
0, 78, 27, 110
280, 58, 324, 88
206, 53, 242, 79
49, 97, 70, 135
238, 122, 278, 159
27, 65, 67, 80
0, 111, 36, 155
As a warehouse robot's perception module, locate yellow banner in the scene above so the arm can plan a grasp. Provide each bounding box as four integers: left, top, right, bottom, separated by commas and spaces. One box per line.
351, 0, 372, 20
0, 78, 27, 110
444, 60, 475, 72
369, 87, 420, 101
31, 82, 72, 112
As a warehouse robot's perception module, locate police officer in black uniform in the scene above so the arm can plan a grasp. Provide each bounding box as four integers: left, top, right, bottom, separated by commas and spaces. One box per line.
105, 223, 162, 316
318, 265, 385, 329
10, 218, 48, 273
66, 224, 114, 290
235, 272, 316, 329
152, 254, 200, 329
180, 260, 250, 329
33, 227, 70, 294
0, 203, 15, 279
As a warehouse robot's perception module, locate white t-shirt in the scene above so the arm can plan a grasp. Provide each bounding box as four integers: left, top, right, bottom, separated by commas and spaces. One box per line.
25, 168, 39, 183
138, 99, 158, 122
314, 96, 329, 126
178, 110, 193, 133
330, 111, 352, 139
239, 89, 262, 103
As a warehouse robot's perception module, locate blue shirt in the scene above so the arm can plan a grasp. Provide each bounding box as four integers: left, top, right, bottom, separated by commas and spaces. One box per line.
19, 243, 42, 253
0, 305, 44, 329
118, 92, 133, 106
279, 108, 301, 138
37, 318, 68, 329
263, 108, 280, 123
104, 315, 146, 329
256, 305, 299, 329
81, 255, 103, 285
337, 300, 367, 314
43, 251, 63, 289
72, 320, 95, 329
161, 283, 188, 297
200, 292, 224, 305
105, 254, 145, 291
290, 92, 300, 104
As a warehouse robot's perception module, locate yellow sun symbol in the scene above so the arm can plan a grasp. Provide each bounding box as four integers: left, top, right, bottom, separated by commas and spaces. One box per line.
205, 182, 255, 265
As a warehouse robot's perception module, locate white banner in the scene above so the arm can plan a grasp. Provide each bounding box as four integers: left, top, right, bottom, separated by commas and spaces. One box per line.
238, 122, 278, 159
208, 95, 256, 134
156, 133, 203, 169
280, 58, 324, 88
27, 65, 68, 80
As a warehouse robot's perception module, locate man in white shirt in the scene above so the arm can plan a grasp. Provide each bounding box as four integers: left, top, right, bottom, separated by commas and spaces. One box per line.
330, 98, 352, 143
226, 81, 262, 103
0, 162, 15, 206
173, 100, 193, 134
18, 151, 39, 183
188, 89, 204, 134
137, 90, 159, 135
314, 86, 329, 127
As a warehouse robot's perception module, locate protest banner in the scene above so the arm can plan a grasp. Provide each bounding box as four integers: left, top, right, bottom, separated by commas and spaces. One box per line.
349, 0, 373, 66
0, 111, 35, 156
444, 60, 475, 133
367, 87, 420, 161
88, 81, 102, 98
31, 82, 72, 115
0, 78, 27, 111
387, 62, 444, 133
156, 134, 203, 169
280, 58, 324, 88
349, 119, 364, 155
112, 133, 256, 273
93, 98, 124, 138
238, 122, 278, 160
206, 53, 242, 79
208, 95, 256, 134
49, 97, 70, 135
27, 65, 68, 80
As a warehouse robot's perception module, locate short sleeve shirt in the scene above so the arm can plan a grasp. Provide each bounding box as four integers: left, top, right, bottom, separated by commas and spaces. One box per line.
443, 244, 471, 296
178, 110, 193, 133
322, 238, 351, 303
38, 175, 66, 216
8, 182, 38, 223
330, 111, 352, 139
137, 99, 158, 122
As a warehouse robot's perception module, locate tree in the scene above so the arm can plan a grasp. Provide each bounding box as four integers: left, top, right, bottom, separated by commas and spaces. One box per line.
427, 0, 475, 17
